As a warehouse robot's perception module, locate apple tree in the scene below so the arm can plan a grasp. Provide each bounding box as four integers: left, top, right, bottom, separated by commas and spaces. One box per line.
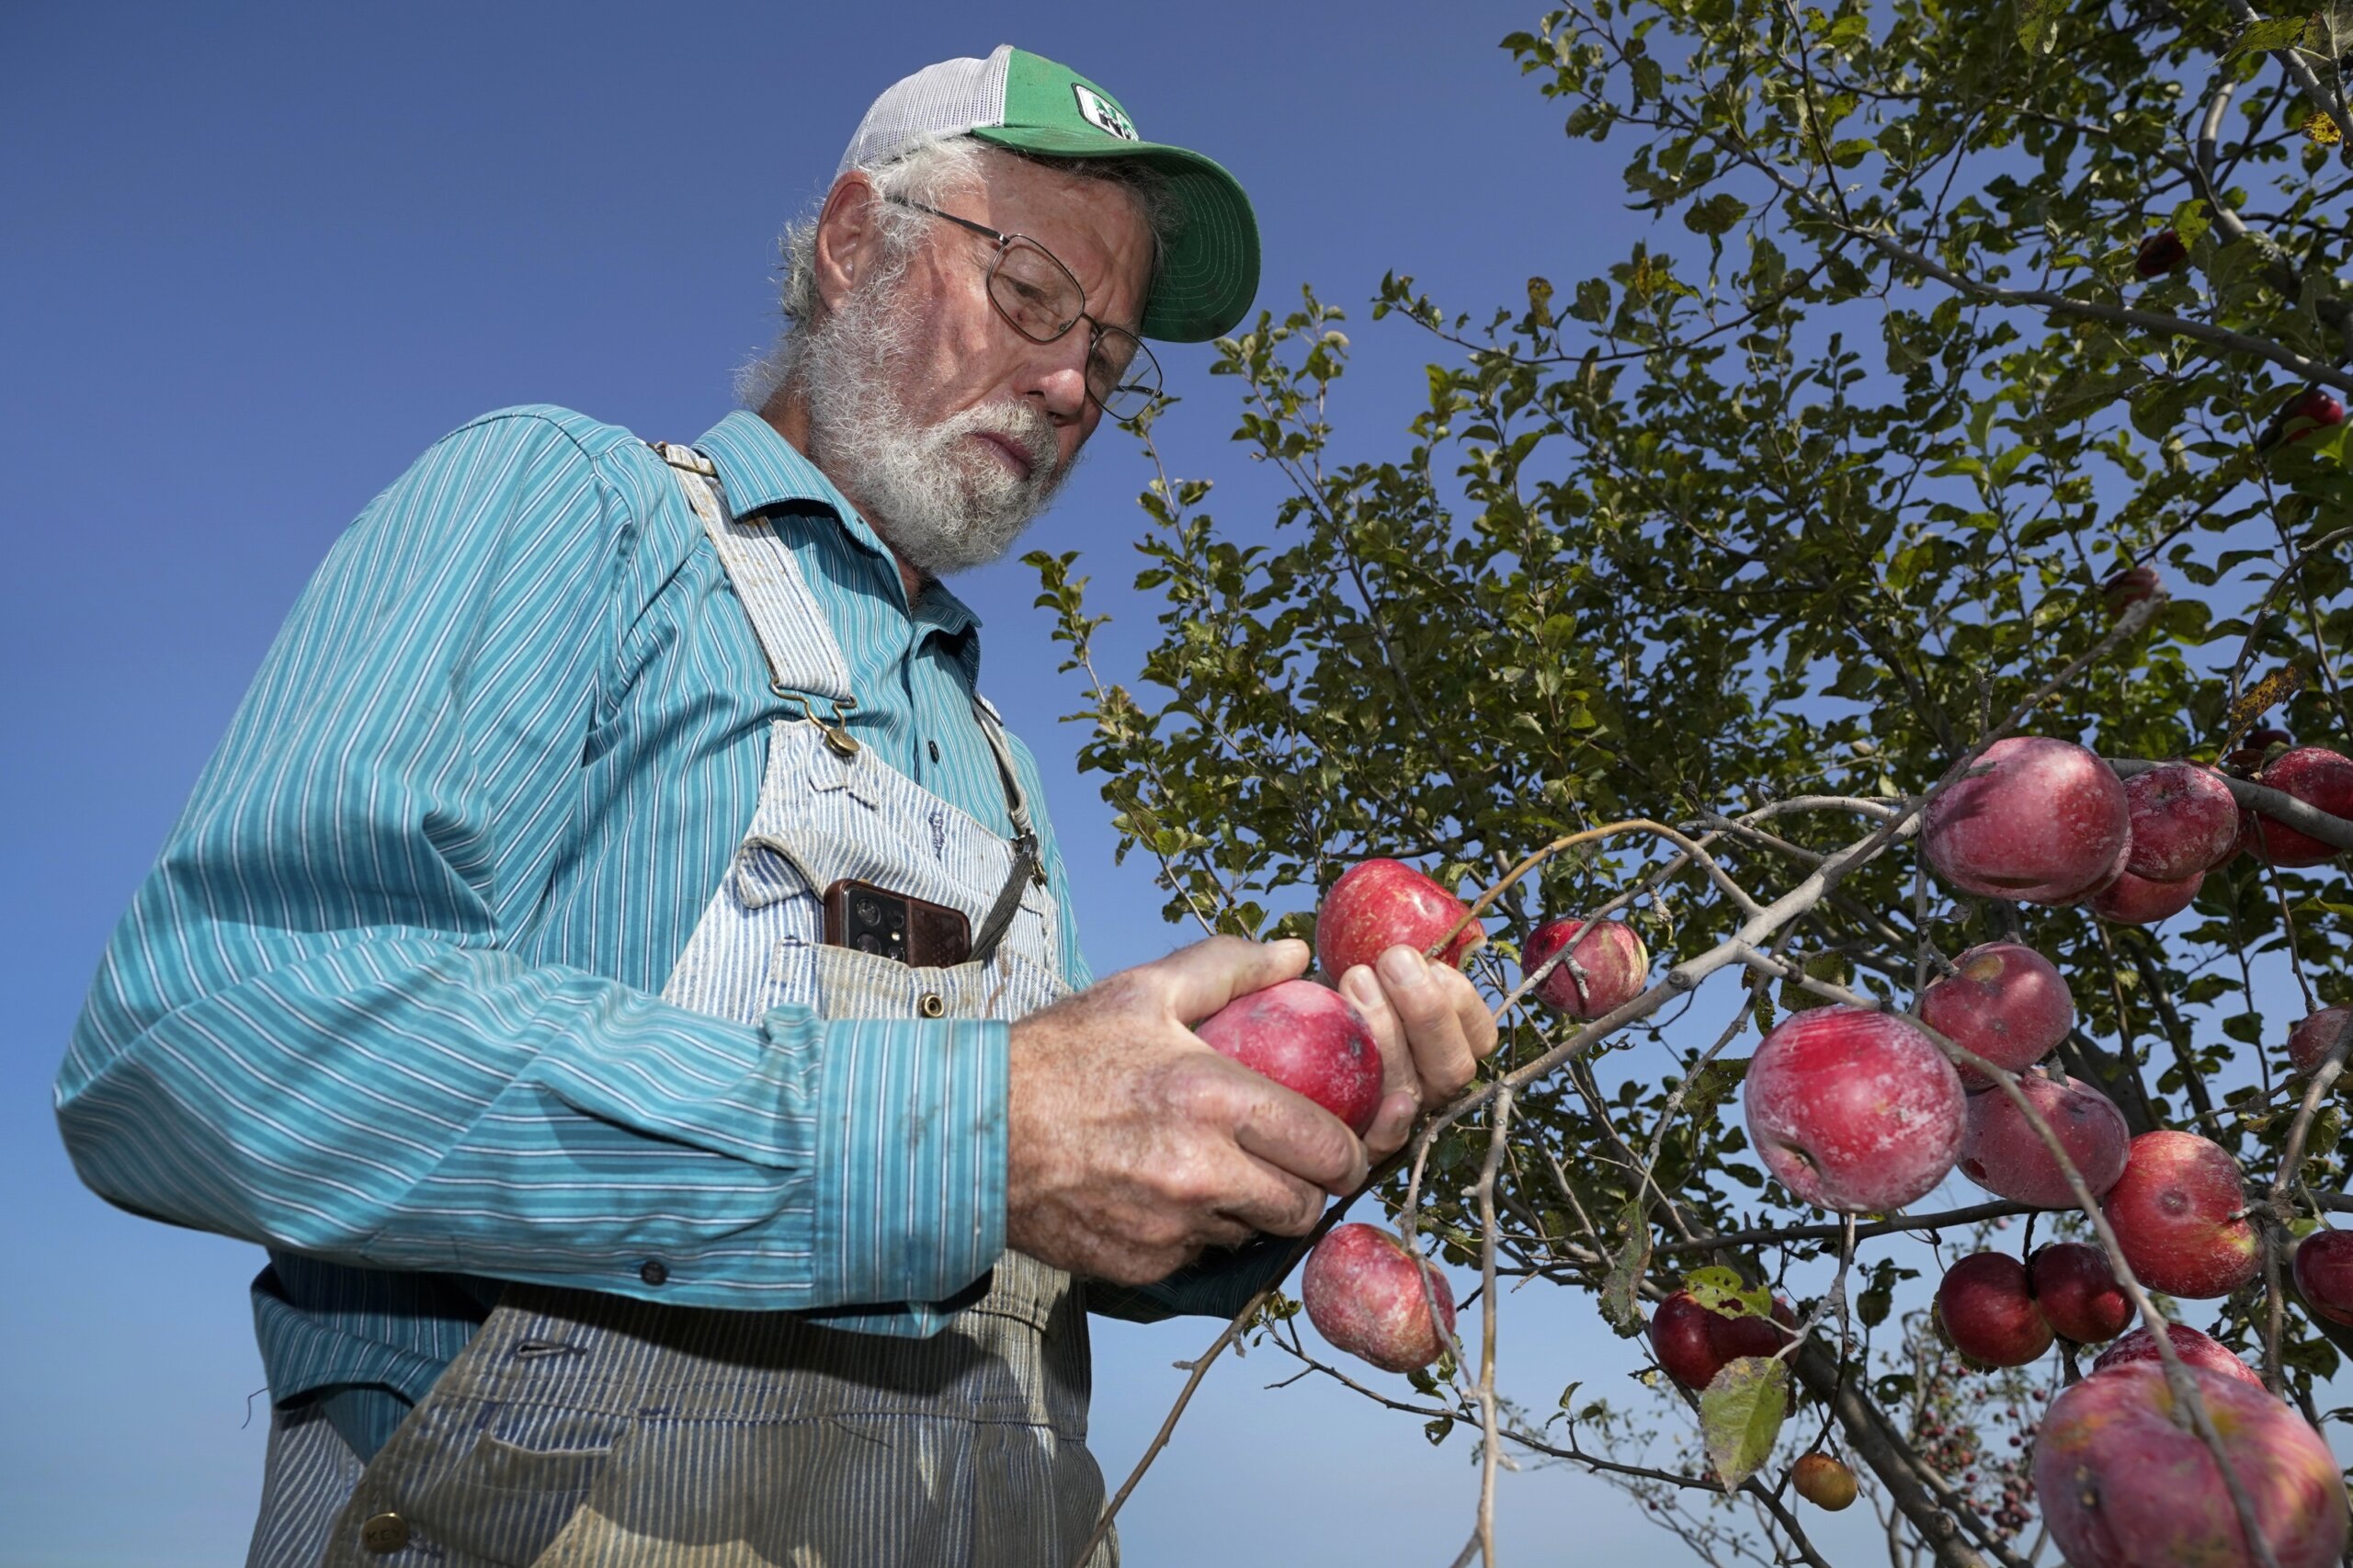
1029, 0, 2353, 1562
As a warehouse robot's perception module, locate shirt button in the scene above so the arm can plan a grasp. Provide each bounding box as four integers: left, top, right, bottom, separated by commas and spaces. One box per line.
927, 739, 941, 764
639, 1259, 669, 1287
359, 1513, 411, 1554
918, 992, 947, 1018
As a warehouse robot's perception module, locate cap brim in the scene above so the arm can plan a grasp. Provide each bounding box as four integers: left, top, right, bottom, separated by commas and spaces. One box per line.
972, 127, 1258, 343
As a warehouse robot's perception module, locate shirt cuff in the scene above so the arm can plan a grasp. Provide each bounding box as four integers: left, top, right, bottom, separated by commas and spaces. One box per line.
790, 1006, 1009, 1307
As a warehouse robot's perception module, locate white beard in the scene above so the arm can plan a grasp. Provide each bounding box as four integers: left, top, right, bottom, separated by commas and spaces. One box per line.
793, 276, 1073, 578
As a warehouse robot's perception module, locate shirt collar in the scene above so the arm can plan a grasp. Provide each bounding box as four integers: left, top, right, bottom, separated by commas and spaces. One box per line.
692, 410, 984, 645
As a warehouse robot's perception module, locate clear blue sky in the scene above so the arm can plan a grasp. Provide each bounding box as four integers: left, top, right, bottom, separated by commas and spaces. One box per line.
0, 5, 2029, 1564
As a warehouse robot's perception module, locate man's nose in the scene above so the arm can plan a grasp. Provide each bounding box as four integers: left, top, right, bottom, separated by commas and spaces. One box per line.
1022, 331, 1093, 423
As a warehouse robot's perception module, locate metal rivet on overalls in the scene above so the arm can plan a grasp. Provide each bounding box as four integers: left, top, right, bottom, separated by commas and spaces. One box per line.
918, 993, 946, 1018
639, 1258, 669, 1287
359, 1513, 411, 1554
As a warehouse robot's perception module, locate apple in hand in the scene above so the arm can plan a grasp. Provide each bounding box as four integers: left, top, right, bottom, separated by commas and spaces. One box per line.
1936, 1252, 2054, 1368
1523, 916, 1649, 1017
1918, 941, 2075, 1091
1744, 1006, 1966, 1213
2035, 1363, 2346, 1568
2029, 1242, 2131, 1345
1924, 735, 2131, 904
2091, 1322, 2264, 1388
2291, 1229, 2353, 1327
1302, 1221, 1456, 1373
2245, 746, 2353, 868
1315, 858, 1483, 981
1195, 979, 1383, 1134
1958, 1073, 2130, 1208
2100, 1131, 2260, 1300
1649, 1288, 1795, 1391
2123, 763, 2241, 879
2287, 1005, 2353, 1075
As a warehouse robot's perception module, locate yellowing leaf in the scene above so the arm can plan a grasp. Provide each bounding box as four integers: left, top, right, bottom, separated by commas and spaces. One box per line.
1600, 1196, 1654, 1336
1700, 1356, 1791, 1491
2305, 110, 2344, 145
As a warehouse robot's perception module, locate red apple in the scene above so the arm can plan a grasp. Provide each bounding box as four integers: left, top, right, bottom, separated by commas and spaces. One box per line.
2092, 1323, 2265, 1388
2087, 866, 2202, 924
1936, 1252, 2054, 1368
1648, 1288, 1795, 1391
1917, 941, 2075, 1091
2035, 1362, 2345, 1568
2123, 763, 2242, 879
1195, 979, 1383, 1134
1301, 1222, 1457, 1372
2245, 746, 2353, 868
2270, 386, 2347, 448
2100, 1131, 2260, 1300
1523, 916, 1649, 1017
2102, 563, 2163, 614
2288, 1005, 2353, 1075
1790, 1452, 1858, 1510
2291, 1229, 2353, 1327
2133, 231, 2188, 279
2029, 1242, 2131, 1345
1744, 1006, 1967, 1213
1958, 1073, 2130, 1208
1315, 858, 1483, 981
1924, 735, 2131, 904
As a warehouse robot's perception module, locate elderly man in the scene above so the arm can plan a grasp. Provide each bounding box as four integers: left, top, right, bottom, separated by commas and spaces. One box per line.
57, 45, 1494, 1567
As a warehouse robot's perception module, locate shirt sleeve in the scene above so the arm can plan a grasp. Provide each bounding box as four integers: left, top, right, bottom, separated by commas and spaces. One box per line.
54, 411, 1005, 1323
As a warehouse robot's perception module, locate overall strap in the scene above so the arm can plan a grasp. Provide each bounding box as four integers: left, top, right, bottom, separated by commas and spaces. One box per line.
652, 441, 857, 715
967, 694, 1045, 967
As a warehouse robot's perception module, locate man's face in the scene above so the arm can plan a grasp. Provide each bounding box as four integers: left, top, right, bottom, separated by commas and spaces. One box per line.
792, 150, 1155, 580
871, 153, 1154, 473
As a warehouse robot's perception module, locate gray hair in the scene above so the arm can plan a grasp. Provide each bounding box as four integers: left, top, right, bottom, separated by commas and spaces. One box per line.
734, 137, 1178, 410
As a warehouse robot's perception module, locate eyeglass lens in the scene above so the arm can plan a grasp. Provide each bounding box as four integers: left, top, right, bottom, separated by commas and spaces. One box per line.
988, 240, 1158, 416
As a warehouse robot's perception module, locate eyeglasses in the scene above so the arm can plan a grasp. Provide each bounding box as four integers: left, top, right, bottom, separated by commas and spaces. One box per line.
884, 195, 1162, 421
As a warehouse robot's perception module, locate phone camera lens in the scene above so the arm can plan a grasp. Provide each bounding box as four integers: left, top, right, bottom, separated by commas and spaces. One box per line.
856, 933, 879, 954
855, 896, 881, 925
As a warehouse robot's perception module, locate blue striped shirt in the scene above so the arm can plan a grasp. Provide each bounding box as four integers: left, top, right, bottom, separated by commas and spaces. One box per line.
56, 405, 1272, 1458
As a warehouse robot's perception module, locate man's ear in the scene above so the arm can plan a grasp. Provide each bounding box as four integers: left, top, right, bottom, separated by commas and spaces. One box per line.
812, 172, 881, 316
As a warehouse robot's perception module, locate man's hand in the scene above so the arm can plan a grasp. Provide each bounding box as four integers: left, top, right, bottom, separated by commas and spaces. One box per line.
1337, 947, 1502, 1159
1006, 937, 1370, 1285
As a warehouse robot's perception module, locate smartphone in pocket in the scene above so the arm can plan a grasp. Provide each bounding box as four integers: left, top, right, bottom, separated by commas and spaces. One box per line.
821, 879, 973, 967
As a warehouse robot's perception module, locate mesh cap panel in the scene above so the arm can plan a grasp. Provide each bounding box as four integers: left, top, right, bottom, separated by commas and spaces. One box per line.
835, 45, 1011, 176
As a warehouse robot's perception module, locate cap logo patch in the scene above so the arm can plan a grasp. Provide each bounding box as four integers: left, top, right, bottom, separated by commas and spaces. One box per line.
1073, 85, 1139, 142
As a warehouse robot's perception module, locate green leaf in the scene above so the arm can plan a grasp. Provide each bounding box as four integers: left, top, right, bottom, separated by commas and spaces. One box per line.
2015, 0, 2063, 54
1600, 1196, 1654, 1335
1700, 1357, 1790, 1491
1685, 1266, 1772, 1317
1684, 194, 1750, 237
2223, 16, 2313, 59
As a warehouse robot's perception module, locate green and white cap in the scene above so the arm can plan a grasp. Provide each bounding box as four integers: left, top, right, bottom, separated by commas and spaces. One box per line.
837, 44, 1258, 343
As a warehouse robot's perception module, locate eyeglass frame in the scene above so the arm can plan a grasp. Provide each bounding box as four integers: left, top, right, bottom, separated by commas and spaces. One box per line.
881, 194, 1162, 421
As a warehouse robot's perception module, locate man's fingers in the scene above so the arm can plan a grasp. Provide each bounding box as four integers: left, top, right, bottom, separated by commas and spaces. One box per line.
1341, 962, 1417, 1101
1224, 1072, 1369, 1195
1361, 1088, 1420, 1160
1449, 965, 1501, 1062
1378, 945, 1480, 1099
1155, 935, 1314, 1026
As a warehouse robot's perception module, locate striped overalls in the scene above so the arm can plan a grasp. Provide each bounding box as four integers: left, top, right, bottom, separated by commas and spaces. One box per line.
247, 443, 1113, 1566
